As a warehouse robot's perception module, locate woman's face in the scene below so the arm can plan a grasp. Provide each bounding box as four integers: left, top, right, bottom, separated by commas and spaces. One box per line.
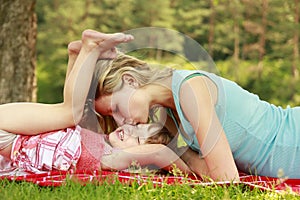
95, 79, 150, 126
108, 124, 149, 149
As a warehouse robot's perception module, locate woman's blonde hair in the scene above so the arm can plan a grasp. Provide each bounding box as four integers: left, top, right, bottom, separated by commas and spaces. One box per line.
95, 52, 173, 134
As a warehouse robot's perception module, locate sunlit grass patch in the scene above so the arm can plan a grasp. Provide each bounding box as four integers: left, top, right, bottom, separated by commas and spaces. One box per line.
1, 174, 299, 200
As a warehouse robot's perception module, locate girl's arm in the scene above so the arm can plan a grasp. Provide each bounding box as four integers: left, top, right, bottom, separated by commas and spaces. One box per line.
65, 40, 82, 83
179, 76, 239, 181
100, 144, 191, 174
0, 30, 133, 135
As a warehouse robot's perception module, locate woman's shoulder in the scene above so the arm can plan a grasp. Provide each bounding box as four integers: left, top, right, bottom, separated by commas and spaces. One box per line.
172, 70, 209, 88
173, 69, 202, 77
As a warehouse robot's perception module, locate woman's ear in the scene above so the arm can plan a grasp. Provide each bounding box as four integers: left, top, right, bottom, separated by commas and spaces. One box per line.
122, 74, 139, 88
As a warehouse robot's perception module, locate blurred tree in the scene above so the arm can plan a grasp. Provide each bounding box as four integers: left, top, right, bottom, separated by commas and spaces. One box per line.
34, 0, 300, 106
36, 0, 99, 103
93, 0, 135, 32
173, 0, 209, 40
231, 0, 242, 65
290, 0, 299, 103
0, 0, 37, 103
241, 0, 266, 61
292, 0, 299, 80
208, 0, 216, 58
172, 0, 211, 63
131, 0, 174, 28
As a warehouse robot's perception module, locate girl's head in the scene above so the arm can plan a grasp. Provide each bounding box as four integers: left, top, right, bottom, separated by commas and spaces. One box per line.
94, 52, 173, 133
108, 123, 173, 149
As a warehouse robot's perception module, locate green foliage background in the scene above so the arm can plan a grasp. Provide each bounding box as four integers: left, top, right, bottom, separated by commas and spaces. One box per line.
36, 0, 300, 107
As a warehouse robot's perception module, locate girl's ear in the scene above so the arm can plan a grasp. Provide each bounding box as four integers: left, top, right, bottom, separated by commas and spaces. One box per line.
122, 74, 139, 88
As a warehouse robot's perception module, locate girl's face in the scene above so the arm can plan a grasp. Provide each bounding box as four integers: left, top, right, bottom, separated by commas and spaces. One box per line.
95, 76, 149, 126
108, 124, 149, 149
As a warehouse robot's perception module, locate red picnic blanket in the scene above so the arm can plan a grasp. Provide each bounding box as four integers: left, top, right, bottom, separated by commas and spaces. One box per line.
0, 170, 299, 194
1, 127, 299, 194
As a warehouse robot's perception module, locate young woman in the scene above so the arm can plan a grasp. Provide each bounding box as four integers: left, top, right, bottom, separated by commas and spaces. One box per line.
94, 51, 300, 181
0, 29, 190, 175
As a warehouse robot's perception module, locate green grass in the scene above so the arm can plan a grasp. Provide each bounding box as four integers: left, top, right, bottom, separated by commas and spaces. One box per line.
0, 177, 299, 200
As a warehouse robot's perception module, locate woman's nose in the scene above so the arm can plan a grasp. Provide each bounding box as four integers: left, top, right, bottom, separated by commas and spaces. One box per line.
112, 112, 137, 126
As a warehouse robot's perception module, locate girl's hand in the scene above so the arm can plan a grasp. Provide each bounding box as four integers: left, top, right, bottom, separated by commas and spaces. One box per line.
81, 29, 134, 59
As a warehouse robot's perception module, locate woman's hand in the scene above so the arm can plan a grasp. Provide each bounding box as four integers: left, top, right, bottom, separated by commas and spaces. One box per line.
179, 147, 211, 180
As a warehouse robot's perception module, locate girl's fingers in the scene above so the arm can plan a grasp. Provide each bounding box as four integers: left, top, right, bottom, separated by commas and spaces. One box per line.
99, 33, 134, 51
97, 34, 133, 59
81, 29, 134, 59
82, 30, 133, 46
68, 40, 82, 54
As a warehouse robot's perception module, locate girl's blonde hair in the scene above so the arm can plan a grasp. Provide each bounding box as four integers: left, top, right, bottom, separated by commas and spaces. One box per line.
95, 52, 173, 134
144, 127, 173, 145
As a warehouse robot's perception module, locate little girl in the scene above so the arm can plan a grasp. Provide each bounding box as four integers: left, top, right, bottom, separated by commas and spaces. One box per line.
0, 123, 191, 175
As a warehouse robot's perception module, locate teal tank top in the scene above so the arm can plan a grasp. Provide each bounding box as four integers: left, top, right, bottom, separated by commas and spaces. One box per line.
170, 70, 300, 178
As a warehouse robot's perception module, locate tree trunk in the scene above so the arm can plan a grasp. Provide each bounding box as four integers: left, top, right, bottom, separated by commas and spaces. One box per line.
289, 0, 300, 103
231, 0, 241, 81
0, 0, 37, 103
233, 20, 240, 64
259, 0, 268, 61
293, 0, 299, 80
257, 0, 268, 80
208, 0, 215, 58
